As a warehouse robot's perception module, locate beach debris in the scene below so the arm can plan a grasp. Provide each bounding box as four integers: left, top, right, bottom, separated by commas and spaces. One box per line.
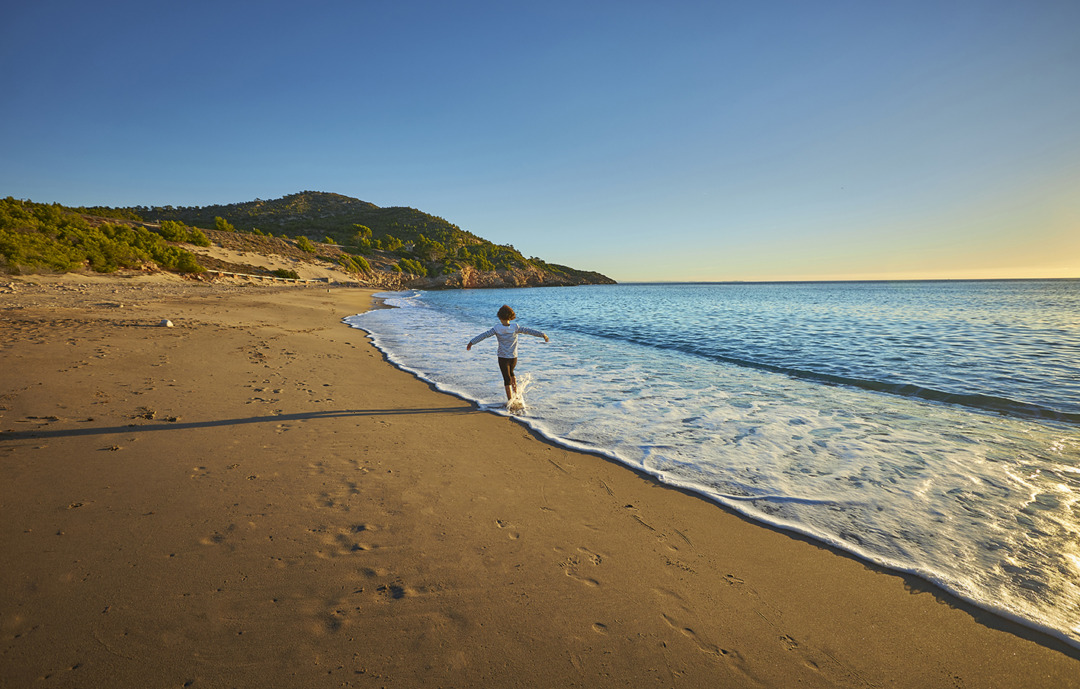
159, 319, 174, 327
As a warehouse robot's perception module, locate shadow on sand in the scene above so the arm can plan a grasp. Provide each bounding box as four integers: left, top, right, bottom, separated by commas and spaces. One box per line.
0, 405, 479, 442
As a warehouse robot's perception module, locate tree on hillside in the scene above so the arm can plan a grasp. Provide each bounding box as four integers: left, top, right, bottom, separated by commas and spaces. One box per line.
214, 216, 235, 232
414, 234, 447, 262
352, 238, 372, 254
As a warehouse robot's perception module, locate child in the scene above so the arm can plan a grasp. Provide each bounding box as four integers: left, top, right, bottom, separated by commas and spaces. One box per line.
466, 304, 549, 403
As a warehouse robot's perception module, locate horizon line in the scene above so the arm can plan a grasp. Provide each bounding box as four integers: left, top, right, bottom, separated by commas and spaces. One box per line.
614, 276, 1080, 285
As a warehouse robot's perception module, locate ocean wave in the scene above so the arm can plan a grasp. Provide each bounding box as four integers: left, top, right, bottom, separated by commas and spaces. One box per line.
657, 344, 1080, 425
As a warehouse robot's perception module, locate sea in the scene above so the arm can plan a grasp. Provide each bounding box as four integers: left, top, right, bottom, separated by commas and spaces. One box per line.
344, 280, 1080, 649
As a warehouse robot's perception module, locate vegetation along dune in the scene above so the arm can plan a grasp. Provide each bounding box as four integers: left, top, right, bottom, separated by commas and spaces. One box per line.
0, 192, 616, 289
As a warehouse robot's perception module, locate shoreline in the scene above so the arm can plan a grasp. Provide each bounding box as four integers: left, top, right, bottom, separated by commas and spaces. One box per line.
2, 274, 1079, 688
354, 293, 1080, 656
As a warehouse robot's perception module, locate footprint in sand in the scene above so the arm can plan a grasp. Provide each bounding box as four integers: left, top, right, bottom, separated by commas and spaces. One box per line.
557, 546, 604, 587
659, 609, 751, 676
199, 524, 236, 547
654, 588, 736, 660
375, 583, 409, 600
312, 524, 377, 558
307, 589, 369, 637
495, 519, 521, 540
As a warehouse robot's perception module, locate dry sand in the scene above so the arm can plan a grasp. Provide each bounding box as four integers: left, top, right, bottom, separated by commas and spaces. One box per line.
2, 273, 1078, 688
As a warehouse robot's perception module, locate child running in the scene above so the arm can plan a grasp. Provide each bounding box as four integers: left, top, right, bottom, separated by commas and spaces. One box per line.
466, 304, 549, 404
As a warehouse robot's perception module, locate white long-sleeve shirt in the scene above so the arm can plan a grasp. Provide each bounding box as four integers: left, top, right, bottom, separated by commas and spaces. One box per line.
469, 322, 546, 358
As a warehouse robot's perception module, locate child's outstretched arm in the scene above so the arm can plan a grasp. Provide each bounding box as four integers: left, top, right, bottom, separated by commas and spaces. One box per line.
467, 327, 497, 351
518, 326, 549, 342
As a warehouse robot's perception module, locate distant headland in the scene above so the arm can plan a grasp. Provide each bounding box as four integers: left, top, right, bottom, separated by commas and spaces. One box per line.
0, 192, 616, 289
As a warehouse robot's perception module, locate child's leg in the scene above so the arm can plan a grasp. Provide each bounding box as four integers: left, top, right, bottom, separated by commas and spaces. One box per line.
498, 358, 517, 401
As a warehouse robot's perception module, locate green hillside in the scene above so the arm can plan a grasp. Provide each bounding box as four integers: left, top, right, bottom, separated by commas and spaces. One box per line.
129, 191, 610, 282
1, 192, 615, 286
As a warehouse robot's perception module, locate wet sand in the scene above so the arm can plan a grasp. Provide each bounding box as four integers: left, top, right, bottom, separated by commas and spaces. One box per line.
2, 274, 1078, 688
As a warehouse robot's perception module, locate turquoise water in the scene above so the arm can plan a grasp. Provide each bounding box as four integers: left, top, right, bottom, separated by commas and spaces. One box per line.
346, 280, 1080, 648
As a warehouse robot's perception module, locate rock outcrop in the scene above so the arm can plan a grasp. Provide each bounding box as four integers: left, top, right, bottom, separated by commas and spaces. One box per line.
407, 265, 616, 290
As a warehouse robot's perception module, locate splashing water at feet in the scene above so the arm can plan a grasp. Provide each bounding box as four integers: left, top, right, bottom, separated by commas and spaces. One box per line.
507, 373, 531, 414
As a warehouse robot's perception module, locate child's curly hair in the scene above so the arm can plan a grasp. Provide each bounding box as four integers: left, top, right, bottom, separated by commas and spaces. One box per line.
497, 304, 516, 321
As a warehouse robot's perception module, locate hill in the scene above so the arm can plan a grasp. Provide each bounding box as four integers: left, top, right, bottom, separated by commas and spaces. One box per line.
0, 193, 615, 289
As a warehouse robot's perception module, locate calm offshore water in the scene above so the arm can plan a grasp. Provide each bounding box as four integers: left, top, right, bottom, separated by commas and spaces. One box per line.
346, 280, 1080, 648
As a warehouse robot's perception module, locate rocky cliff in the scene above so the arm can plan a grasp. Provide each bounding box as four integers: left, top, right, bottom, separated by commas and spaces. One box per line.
410, 264, 616, 290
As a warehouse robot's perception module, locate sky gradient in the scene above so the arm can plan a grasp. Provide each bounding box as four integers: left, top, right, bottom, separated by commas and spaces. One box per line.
2, 0, 1078, 282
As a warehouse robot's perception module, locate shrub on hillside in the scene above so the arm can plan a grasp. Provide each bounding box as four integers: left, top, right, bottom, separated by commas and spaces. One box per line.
187, 227, 211, 246
158, 220, 190, 242
339, 255, 370, 273
397, 257, 427, 276
157, 220, 212, 247
0, 197, 205, 274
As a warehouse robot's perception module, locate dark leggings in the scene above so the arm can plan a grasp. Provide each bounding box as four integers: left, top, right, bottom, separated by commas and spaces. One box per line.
498, 357, 517, 386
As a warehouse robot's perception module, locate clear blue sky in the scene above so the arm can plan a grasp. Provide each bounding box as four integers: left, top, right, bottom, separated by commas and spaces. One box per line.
2, 0, 1078, 281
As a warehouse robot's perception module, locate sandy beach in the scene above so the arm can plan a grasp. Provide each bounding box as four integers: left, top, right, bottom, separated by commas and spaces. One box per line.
2, 274, 1078, 689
